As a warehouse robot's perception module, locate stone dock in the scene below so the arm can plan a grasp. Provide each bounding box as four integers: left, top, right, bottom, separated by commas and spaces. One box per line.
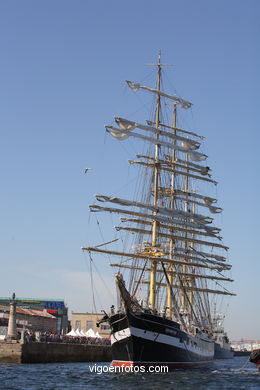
0, 341, 111, 364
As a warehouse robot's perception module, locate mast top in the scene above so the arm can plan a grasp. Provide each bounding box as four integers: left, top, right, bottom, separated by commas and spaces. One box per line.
145, 51, 173, 67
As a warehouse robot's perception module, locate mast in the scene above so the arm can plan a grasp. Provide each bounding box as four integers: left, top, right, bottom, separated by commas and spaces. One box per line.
167, 103, 177, 319
149, 51, 161, 311
180, 133, 190, 313
188, 203, 196, 317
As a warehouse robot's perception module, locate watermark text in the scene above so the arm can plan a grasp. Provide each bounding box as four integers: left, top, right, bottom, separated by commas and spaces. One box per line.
89, 363, 169, 374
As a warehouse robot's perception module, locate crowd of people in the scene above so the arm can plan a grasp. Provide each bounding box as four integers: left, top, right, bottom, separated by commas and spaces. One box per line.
18, 331, 111, 345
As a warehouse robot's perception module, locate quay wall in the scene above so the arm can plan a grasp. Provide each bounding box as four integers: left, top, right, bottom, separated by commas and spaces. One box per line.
0, 341, 22, 363
0, 342, 112, 364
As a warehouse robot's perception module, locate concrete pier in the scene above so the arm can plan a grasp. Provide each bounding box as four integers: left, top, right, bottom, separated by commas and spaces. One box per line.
0, 341, 111, 364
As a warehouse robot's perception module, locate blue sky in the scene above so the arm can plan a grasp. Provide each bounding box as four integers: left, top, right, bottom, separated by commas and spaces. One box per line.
0, 0, 259, 340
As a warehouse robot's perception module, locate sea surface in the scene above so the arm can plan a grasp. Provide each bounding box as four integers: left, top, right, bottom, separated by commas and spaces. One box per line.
0, 357, 259, 390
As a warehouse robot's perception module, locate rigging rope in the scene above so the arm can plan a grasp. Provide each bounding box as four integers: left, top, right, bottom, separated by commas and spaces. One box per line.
88, 252, 97, 313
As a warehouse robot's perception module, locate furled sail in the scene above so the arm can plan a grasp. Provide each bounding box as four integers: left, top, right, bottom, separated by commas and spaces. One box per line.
126, 80, 192, 109
174, 158, 211, 175
172, 190, 217, 205
137, 155, 211, 177
89, 204, 221, 235
129, 160, 217, 184
96, 194, 213, 224
114, 226, 229, 251
173, 196, 222, 213
115, 117, 200, 149
174, 248, 226, 262
82, 246, 228, 273
120, 217, 222, 239
106, 126, 208, 161
146, 120, 204, 139
137, 280, 235, 297
110, 264, 232, 282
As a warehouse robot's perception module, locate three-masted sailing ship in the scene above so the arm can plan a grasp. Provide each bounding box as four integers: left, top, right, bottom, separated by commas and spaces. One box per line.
83, 54, 235, 368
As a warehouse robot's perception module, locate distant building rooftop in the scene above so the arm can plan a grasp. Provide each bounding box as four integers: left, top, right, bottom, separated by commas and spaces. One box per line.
0, 297, 64, 302
16, 308, 55, 318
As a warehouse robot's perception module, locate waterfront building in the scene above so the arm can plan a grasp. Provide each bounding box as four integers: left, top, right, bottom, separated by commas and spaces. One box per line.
231, 340, 260, 352
71, 312, 110, 338
0, 304, 57, 337
0, 297, 68, 334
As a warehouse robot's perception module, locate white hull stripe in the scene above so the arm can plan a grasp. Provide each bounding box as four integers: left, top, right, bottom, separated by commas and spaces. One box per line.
111, 326, 214, 358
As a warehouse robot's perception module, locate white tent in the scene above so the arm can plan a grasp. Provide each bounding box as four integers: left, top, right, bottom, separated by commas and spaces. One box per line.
80, 330, 86, 337
95, 331, 101, 338
85, 328, 96, 337
75, 328, 82, 336
66, 329, 78, 336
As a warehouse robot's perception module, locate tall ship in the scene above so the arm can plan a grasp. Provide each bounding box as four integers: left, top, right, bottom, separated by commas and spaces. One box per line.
83, 53, 235, 368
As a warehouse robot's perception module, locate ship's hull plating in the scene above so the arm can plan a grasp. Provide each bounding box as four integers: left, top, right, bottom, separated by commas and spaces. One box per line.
214, 342, 234, 359
110, 311, 214, 368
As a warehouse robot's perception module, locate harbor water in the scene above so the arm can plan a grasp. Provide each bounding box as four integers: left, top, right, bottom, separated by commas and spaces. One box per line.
0, 357, 259, 390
